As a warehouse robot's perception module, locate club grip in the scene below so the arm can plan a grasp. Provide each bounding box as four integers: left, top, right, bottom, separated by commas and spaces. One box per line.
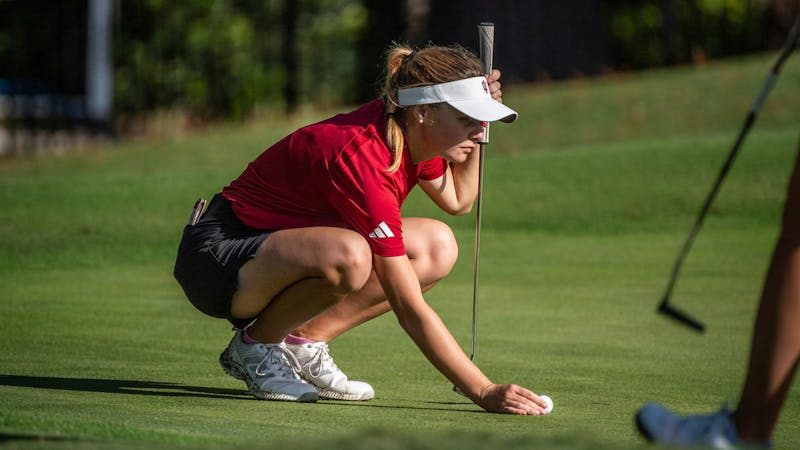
478, 22, 494, 75
478, 22, 494, 145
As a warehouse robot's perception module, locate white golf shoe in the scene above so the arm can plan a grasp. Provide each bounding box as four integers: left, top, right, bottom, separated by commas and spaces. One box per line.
219, 331, 318, 402
285, 341, 374, 401
636, 403, 771, 449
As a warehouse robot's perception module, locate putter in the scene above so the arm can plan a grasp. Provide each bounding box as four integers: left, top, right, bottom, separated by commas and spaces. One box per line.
657, 12, 800, 333
454, 22, 494, 396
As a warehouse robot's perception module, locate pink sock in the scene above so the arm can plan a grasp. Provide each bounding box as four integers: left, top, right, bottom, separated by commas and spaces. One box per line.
241, 328, 259, 344
284, 334, 316, 345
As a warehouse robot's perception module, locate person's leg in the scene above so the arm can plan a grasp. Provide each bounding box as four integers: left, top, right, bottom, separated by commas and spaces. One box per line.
636, 145, 800, 447
219, 226, 373, 402
291, 217, 459, 342
231, 226, 373, 343
734, 148, 800, 442
276, 217, 457, 400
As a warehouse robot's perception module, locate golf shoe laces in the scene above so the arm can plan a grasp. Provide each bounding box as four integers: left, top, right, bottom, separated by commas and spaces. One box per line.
303, 342, 339, 379
254, 344, 304, 380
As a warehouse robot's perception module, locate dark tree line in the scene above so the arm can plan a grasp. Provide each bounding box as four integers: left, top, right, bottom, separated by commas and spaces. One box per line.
1, 0, 796, 127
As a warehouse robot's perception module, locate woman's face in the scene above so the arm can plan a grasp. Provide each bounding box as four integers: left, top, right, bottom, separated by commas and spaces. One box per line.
419, 104, 485, 163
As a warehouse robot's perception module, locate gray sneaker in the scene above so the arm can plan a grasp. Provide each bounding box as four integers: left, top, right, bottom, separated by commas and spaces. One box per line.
636, 403, 771, 449
219, 331, 318, 402
285, 341, 374, 401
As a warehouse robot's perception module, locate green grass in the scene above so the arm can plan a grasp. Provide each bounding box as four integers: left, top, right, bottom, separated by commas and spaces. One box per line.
1, 53, 799, 449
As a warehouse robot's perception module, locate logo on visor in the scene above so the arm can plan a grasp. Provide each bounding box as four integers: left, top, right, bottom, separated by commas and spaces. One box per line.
482, 80, 489, 94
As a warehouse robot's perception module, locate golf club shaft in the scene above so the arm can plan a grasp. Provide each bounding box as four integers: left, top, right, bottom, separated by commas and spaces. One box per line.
470, 22, 494, 361
658, 12, 800, 332
453, 23, 495, 396
470, 165, 484, 361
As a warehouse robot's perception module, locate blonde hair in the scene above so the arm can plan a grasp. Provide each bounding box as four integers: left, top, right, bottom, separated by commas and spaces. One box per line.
381, 43, 484, 172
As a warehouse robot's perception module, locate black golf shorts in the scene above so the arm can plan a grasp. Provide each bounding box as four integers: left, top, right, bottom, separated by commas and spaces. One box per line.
173, 193, 272, 329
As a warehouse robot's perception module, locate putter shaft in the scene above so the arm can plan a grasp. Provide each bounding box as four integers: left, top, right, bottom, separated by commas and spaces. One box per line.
657, 13, 800, 332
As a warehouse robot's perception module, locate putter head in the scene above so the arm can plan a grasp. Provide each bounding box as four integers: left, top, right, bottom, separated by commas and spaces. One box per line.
658, 298, 706, 333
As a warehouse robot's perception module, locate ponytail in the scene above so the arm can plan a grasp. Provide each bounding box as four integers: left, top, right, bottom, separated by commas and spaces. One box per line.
382, 45, 414, 173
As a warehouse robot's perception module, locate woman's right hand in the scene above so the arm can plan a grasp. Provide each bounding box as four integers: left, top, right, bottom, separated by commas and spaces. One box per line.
474, 383, 550, 415
486, 69, 504, 103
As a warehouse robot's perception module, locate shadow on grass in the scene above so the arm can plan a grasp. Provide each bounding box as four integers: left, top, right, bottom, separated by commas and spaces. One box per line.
318, 399, 481, 414
0, 374, 481, 414
0, 374, 251, 400
0, 432, 83, 443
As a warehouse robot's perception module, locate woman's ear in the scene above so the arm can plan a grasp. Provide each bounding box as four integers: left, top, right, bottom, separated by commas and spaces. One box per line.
413, 107, 423, 124
415, 105, 430, 123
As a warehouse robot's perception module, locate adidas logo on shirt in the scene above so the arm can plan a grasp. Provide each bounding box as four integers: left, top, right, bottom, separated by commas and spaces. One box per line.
368, 221, 395, 239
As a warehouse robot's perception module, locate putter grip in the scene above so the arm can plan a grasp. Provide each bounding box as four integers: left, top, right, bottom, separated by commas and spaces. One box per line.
478, 22, 494, 75
478, 22, 494, 144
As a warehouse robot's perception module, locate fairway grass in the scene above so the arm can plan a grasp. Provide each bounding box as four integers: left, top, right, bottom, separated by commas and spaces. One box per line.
1, 54, 799, 449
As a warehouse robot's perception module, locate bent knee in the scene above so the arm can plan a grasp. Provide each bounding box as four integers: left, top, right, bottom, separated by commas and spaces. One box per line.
325, 233, 372, 293
425, 221, 459, 274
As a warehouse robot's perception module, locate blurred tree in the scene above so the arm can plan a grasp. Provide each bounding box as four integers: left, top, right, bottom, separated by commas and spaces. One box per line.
4, 0, 788, 128
606, 0, 771, 70
114, 0, 367, 120
283, 0, 299, 114
114, 0, 285, 121
295, 0, 367, 106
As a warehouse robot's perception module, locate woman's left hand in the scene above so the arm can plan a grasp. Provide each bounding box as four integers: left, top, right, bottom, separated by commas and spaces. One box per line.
474, 383, 549, 415
487, 69, 504, 103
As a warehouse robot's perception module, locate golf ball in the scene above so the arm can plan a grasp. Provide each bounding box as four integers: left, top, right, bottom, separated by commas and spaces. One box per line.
540, 395, 553, 414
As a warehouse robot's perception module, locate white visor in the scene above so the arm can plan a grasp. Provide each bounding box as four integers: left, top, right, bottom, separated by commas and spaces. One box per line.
397, 76, 517, 123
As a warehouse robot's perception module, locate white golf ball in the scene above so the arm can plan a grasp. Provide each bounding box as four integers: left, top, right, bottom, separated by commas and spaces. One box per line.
540, 394, 554, 414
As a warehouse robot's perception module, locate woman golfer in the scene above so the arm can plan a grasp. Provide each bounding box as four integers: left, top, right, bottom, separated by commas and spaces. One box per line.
174, 43, 549, 415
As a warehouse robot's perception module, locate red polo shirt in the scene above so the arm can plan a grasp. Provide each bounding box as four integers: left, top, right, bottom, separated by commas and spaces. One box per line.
222, 99, 447, 257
